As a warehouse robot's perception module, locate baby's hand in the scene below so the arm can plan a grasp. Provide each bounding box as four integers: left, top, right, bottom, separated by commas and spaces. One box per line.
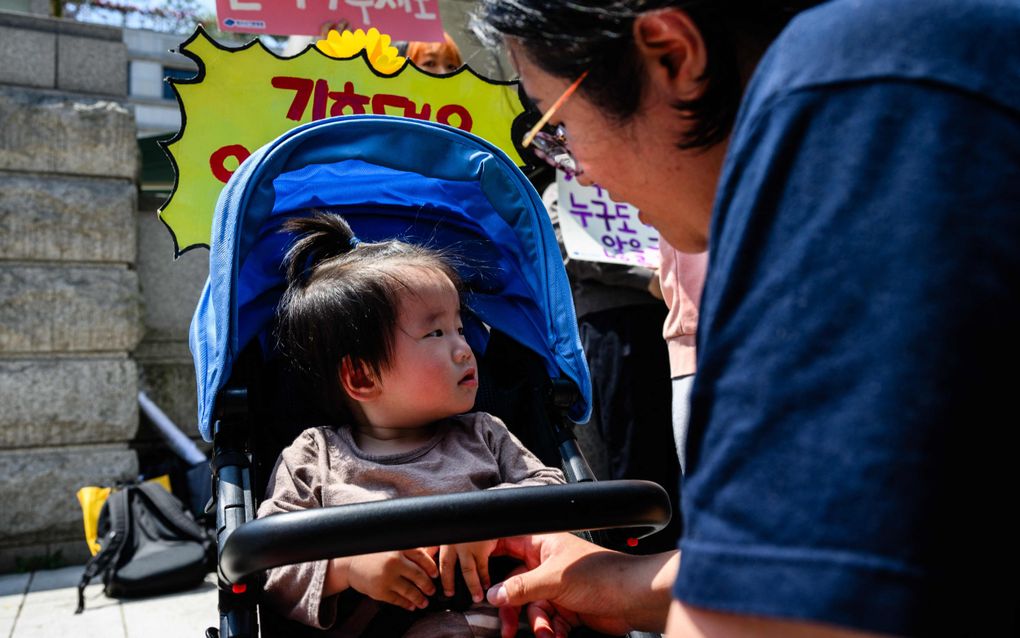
439, 540, 499, 603
348, 547, 438, 611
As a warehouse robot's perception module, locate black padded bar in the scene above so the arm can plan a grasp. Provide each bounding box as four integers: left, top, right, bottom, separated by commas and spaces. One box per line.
220, 479, 670, 584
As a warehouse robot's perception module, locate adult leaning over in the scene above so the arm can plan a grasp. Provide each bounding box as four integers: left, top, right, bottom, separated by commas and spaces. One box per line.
473, 1, 1020, 637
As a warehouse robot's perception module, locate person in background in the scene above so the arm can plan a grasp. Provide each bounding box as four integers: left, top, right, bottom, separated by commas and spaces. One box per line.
471, 0, 1020, 637
657, 243, 706, 474
405, 32, 463, 73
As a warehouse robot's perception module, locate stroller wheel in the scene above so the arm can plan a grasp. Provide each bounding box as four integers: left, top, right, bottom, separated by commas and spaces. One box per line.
205, 628, 219, 638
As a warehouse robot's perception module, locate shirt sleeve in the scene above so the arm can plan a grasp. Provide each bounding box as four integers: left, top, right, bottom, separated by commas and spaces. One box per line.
257, 429, 339, 629
477, 413, 566, 488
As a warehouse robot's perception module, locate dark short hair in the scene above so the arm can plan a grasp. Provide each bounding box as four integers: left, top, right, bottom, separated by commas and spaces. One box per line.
275, 211, 463, 419
472, 1, 820, 150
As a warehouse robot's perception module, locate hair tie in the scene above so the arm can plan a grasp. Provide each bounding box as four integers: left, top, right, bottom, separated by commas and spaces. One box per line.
349, 235, 360, 248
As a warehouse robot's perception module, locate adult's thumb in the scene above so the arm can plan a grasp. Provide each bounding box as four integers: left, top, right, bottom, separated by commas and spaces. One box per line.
487, 569, 550, 607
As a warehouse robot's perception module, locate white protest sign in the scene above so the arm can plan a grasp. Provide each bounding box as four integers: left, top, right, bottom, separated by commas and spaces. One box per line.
556, 172, 661, 268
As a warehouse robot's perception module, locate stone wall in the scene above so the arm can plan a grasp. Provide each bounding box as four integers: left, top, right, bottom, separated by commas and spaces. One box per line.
0, 10, 140, 571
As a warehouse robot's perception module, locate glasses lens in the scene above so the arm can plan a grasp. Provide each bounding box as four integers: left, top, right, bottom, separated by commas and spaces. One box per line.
531, 129, 580, 176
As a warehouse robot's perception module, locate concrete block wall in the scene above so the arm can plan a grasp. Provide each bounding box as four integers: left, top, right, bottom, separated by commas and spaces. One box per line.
0, 10, 141, 571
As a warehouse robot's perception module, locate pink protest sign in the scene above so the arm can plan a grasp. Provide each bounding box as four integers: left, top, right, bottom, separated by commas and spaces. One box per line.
215, 0, 445, 41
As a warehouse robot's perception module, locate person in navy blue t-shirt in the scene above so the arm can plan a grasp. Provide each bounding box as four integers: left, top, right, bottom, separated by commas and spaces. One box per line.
472, 1, 1020, 637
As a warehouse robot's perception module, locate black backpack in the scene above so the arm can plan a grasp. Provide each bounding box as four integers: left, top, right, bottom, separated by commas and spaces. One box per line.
75, 481, 214, 613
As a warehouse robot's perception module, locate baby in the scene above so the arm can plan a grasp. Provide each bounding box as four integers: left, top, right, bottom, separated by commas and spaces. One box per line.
258, 210, 565, 637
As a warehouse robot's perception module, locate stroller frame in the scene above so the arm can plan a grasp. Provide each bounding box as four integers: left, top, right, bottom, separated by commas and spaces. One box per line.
189, 115, 671, 638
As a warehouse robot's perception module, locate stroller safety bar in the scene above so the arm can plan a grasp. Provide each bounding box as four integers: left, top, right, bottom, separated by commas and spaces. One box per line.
219, 479, 670, 584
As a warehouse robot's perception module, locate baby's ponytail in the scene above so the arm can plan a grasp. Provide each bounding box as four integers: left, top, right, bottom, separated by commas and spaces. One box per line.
281, 211, 359, 287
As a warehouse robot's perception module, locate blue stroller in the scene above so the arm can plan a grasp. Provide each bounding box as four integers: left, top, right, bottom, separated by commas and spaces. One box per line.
189, 114, 670, 637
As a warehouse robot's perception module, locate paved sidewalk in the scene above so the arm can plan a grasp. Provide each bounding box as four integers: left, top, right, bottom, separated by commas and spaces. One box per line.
0, 565, 218, 637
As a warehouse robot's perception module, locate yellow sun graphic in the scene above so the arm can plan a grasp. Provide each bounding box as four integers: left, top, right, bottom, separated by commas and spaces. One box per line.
316, 27, 406, 75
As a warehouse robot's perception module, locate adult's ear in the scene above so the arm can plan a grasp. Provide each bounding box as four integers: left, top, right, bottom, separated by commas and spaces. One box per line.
339, 356, 381, 402
632, 8, 707, 101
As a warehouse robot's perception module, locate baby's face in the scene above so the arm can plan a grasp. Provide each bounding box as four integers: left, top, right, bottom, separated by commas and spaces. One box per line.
373, 268, 477, 427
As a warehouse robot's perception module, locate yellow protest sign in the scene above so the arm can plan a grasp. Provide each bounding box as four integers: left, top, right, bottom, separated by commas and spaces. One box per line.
160, 28, 526, 254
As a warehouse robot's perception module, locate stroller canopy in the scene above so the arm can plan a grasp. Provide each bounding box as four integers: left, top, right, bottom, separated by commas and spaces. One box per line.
190, 115, 592, 440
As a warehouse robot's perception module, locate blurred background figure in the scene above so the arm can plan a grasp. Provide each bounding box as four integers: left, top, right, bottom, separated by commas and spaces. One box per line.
541, 181, 682, 555
404, 32, 463, 73
659, 244, 707, 475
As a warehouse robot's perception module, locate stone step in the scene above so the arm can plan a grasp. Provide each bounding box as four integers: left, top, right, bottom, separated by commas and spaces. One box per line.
0, 171, 136, 263
0, 357, 138, 448
0, 265, 142, 353
0, 87, 135, 178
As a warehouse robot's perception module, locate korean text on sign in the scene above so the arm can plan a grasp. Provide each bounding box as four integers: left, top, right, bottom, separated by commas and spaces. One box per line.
556, 173, 660, 268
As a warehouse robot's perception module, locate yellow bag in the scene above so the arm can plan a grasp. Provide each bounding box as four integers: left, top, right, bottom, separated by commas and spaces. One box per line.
76, 475, 172, 556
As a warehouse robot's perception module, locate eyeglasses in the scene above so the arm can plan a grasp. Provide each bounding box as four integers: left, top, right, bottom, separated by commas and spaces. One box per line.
521, 70, 589, 177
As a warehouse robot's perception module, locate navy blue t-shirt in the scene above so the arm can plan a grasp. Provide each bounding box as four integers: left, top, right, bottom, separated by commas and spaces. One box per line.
676, 0, 1020, 635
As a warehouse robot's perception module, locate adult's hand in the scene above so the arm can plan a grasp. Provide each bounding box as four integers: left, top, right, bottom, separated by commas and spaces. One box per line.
487, 533, 678, 637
